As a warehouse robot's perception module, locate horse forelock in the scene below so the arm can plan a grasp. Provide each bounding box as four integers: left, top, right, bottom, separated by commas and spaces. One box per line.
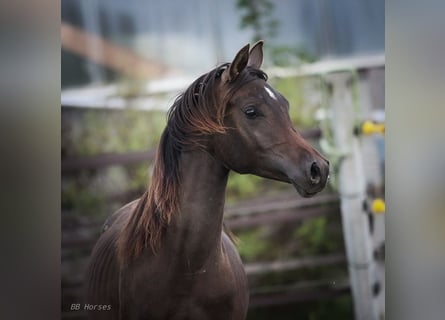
169, 64, 231, 138
117, 64, 268, 264
165, 64, 267, 142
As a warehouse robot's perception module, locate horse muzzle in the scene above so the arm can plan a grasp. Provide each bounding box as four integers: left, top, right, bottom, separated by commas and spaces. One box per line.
291, 158, 330, 197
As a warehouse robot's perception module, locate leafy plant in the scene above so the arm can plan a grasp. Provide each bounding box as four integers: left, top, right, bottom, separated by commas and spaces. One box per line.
236, 0, 316, 67
236, 0, 278, 42
237, 228, 271, 262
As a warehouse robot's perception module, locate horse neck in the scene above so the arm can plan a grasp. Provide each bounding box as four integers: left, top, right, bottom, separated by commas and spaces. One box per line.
164, 148, 229, 271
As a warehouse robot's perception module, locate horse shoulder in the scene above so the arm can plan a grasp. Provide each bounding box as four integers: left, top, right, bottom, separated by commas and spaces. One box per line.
85, 200, 138, 319
221, 232, 249, 319
222, 232, 248, 281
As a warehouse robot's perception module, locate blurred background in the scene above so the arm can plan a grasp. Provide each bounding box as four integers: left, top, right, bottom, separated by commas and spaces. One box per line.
61, 0, 384, 319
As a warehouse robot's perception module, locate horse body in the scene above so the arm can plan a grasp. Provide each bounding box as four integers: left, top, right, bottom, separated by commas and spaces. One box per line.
120, 150, 247, 320
88, 150, 247, 320
86, 41, 329, 320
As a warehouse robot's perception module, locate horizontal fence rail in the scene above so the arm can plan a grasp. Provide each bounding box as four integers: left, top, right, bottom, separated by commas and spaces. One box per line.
62, 193, 340, 248
61, 128, 322, 173
62, 149, 157, 173
245, 253, 346, 276
249, 277, 350, 308
62, 192, 343, 318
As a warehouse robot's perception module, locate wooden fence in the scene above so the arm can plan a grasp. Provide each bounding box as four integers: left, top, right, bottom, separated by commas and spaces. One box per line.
61, 127, 349, 319
62, 193, 347, 319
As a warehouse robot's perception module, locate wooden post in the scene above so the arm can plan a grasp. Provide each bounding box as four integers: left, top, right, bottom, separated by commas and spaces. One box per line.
61, 23, 168, 79
326, 72, 378, 320
357, 70, 385, 319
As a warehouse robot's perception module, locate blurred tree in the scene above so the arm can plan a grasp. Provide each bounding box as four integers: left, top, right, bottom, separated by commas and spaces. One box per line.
236, 0, 315, 66
236, 0, 278, 42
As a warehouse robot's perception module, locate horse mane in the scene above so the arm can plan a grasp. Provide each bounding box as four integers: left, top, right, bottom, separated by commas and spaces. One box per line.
117, 65, 268, 264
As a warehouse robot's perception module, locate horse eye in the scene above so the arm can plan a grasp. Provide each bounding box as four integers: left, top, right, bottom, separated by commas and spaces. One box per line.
244, 106, 258, 119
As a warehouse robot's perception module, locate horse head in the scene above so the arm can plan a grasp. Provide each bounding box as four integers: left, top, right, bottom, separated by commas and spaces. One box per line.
213, 41, 329, 197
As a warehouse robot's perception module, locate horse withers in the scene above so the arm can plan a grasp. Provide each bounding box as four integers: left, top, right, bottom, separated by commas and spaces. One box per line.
86, 41, 329, 320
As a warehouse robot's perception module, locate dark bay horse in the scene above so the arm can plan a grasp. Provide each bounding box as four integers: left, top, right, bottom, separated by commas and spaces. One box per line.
86, 41, 329, 320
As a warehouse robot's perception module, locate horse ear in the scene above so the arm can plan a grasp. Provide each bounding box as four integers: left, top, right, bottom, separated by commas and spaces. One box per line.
248, 40, 264, 69
222, 43, 250, 83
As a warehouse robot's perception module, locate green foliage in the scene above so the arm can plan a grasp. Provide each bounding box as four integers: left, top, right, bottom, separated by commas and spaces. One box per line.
306, 296, 353, 320
226, 173, 265, 203
127, 163, 151, 192
237, 228, 271, 262
115, 77, 147, 99
66, 109, 166, 156
236, 0, 278, 41
236, 0, 316, 67
294, 217, 328, 254
293, 216, 342, 255
62, 108, 166, 217
271, 76, 303, 124
62, 179, 106, 216
247, 296, 353, 320
268, 46, 316, 66
270, 76, 319, 128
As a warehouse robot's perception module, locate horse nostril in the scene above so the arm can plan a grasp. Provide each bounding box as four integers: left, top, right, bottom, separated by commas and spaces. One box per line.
310, 162, 321, 185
